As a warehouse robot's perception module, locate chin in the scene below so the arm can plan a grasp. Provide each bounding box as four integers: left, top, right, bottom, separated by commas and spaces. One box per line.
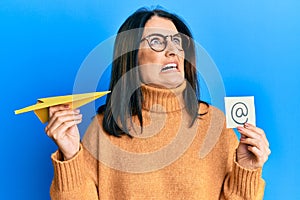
145, 76, 185, 89
162, 78, 184, 89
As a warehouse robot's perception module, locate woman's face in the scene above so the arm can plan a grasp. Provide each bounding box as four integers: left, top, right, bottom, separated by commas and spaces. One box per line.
138, 16, 185, 89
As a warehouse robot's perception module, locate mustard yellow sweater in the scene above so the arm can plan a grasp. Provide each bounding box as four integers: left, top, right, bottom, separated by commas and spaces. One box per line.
50, 82, 265, 199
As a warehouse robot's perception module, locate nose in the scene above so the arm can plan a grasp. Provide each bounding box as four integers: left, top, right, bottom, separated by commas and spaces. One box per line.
165, 37, 177, 57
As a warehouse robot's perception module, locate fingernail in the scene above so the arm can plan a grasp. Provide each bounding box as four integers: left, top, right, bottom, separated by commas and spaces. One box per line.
75, 109, 80, 113
237, 126, 243, 131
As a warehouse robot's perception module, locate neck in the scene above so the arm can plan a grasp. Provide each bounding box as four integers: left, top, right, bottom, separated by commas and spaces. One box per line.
141, 81, 186, 113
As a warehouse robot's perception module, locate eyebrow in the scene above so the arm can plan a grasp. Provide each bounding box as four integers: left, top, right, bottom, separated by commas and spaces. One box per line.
143, 32, 181, 37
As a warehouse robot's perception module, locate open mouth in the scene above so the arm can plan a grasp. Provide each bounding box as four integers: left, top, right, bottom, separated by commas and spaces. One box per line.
161, 63, 178, 72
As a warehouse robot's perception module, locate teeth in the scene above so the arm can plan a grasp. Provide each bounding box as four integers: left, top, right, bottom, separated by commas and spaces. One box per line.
162, 63, 177, 72
165, 63, 177, 68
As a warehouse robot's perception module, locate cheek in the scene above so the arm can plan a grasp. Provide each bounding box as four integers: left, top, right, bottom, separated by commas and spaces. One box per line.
138, 48, 153, 66
138, 51, 153, 81
179, 56, 185, 76
138, 47, 164, 67
139, 65, 159, 84
137, 50, 144, 66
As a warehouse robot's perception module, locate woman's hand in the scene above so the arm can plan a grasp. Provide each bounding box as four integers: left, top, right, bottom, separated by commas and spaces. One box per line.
45, 104, 82, 160
236, 123, 271, 170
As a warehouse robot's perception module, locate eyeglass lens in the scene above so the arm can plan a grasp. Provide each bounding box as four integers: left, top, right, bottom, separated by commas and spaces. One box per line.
146, 34, 188, 52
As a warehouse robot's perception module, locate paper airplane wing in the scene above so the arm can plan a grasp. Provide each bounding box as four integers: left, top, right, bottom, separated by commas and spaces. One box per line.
15, 91, 110, 123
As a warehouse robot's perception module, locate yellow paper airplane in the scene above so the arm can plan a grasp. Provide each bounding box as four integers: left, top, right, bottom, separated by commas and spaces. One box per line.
14, 91, 110, 123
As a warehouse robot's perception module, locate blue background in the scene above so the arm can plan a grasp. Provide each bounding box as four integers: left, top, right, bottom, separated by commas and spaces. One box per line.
1, 0, 299, 199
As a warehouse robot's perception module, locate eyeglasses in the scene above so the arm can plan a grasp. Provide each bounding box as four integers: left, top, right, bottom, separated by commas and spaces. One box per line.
140, 33, 190, 52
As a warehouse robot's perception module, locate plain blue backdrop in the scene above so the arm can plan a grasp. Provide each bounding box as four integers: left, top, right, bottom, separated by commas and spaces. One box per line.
1, 0, 299, 199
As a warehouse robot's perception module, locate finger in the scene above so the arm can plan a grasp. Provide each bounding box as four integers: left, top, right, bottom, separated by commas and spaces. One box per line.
240, 137, 264, 151
237, 126, 269, 148
240, 135, 271, 161
45, 113, 82, 137
48, 118, 82, 142
48, 104, 71, 117
247, 146, 263, 162
240, 137, 270, 156
238, 131, 269, 155
244, 123, 266, 138
46, 109, 80, 132
46, 112, 82, 133
48, 109, 80, 129
244, 123, 270, 147
49, 119, 82, 142
237, 126, 259, 139
247, 146, 268, 166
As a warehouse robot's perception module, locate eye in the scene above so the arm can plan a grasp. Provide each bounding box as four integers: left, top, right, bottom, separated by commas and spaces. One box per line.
172, 36, 182, 45
149, 36, 164, 46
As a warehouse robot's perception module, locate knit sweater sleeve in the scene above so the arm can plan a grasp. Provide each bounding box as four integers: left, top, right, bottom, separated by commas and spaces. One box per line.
221, 128, 265, 200
49, 145, 99, 200
49, 116, 101, 200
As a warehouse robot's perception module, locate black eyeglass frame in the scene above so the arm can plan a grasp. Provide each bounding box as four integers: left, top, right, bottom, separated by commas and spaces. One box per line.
140, 33, 190, 52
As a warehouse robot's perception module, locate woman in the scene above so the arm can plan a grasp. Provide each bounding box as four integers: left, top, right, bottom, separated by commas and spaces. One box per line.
46, 8, 270, 199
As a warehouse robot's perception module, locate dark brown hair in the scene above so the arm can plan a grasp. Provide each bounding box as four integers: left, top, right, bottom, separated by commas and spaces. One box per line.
98, 7, 208, 137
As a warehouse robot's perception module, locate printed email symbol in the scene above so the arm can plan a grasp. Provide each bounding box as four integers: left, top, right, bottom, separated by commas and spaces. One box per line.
224, 96, 256, 128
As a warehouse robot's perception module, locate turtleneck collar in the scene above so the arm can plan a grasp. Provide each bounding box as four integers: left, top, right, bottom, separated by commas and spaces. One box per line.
141, 81, 186, 113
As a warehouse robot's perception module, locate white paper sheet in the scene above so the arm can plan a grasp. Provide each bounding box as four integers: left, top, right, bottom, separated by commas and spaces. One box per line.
224, 96, 256, 128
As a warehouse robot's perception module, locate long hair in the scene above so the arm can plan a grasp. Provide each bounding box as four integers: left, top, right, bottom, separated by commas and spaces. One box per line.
97, 7, 208, 137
